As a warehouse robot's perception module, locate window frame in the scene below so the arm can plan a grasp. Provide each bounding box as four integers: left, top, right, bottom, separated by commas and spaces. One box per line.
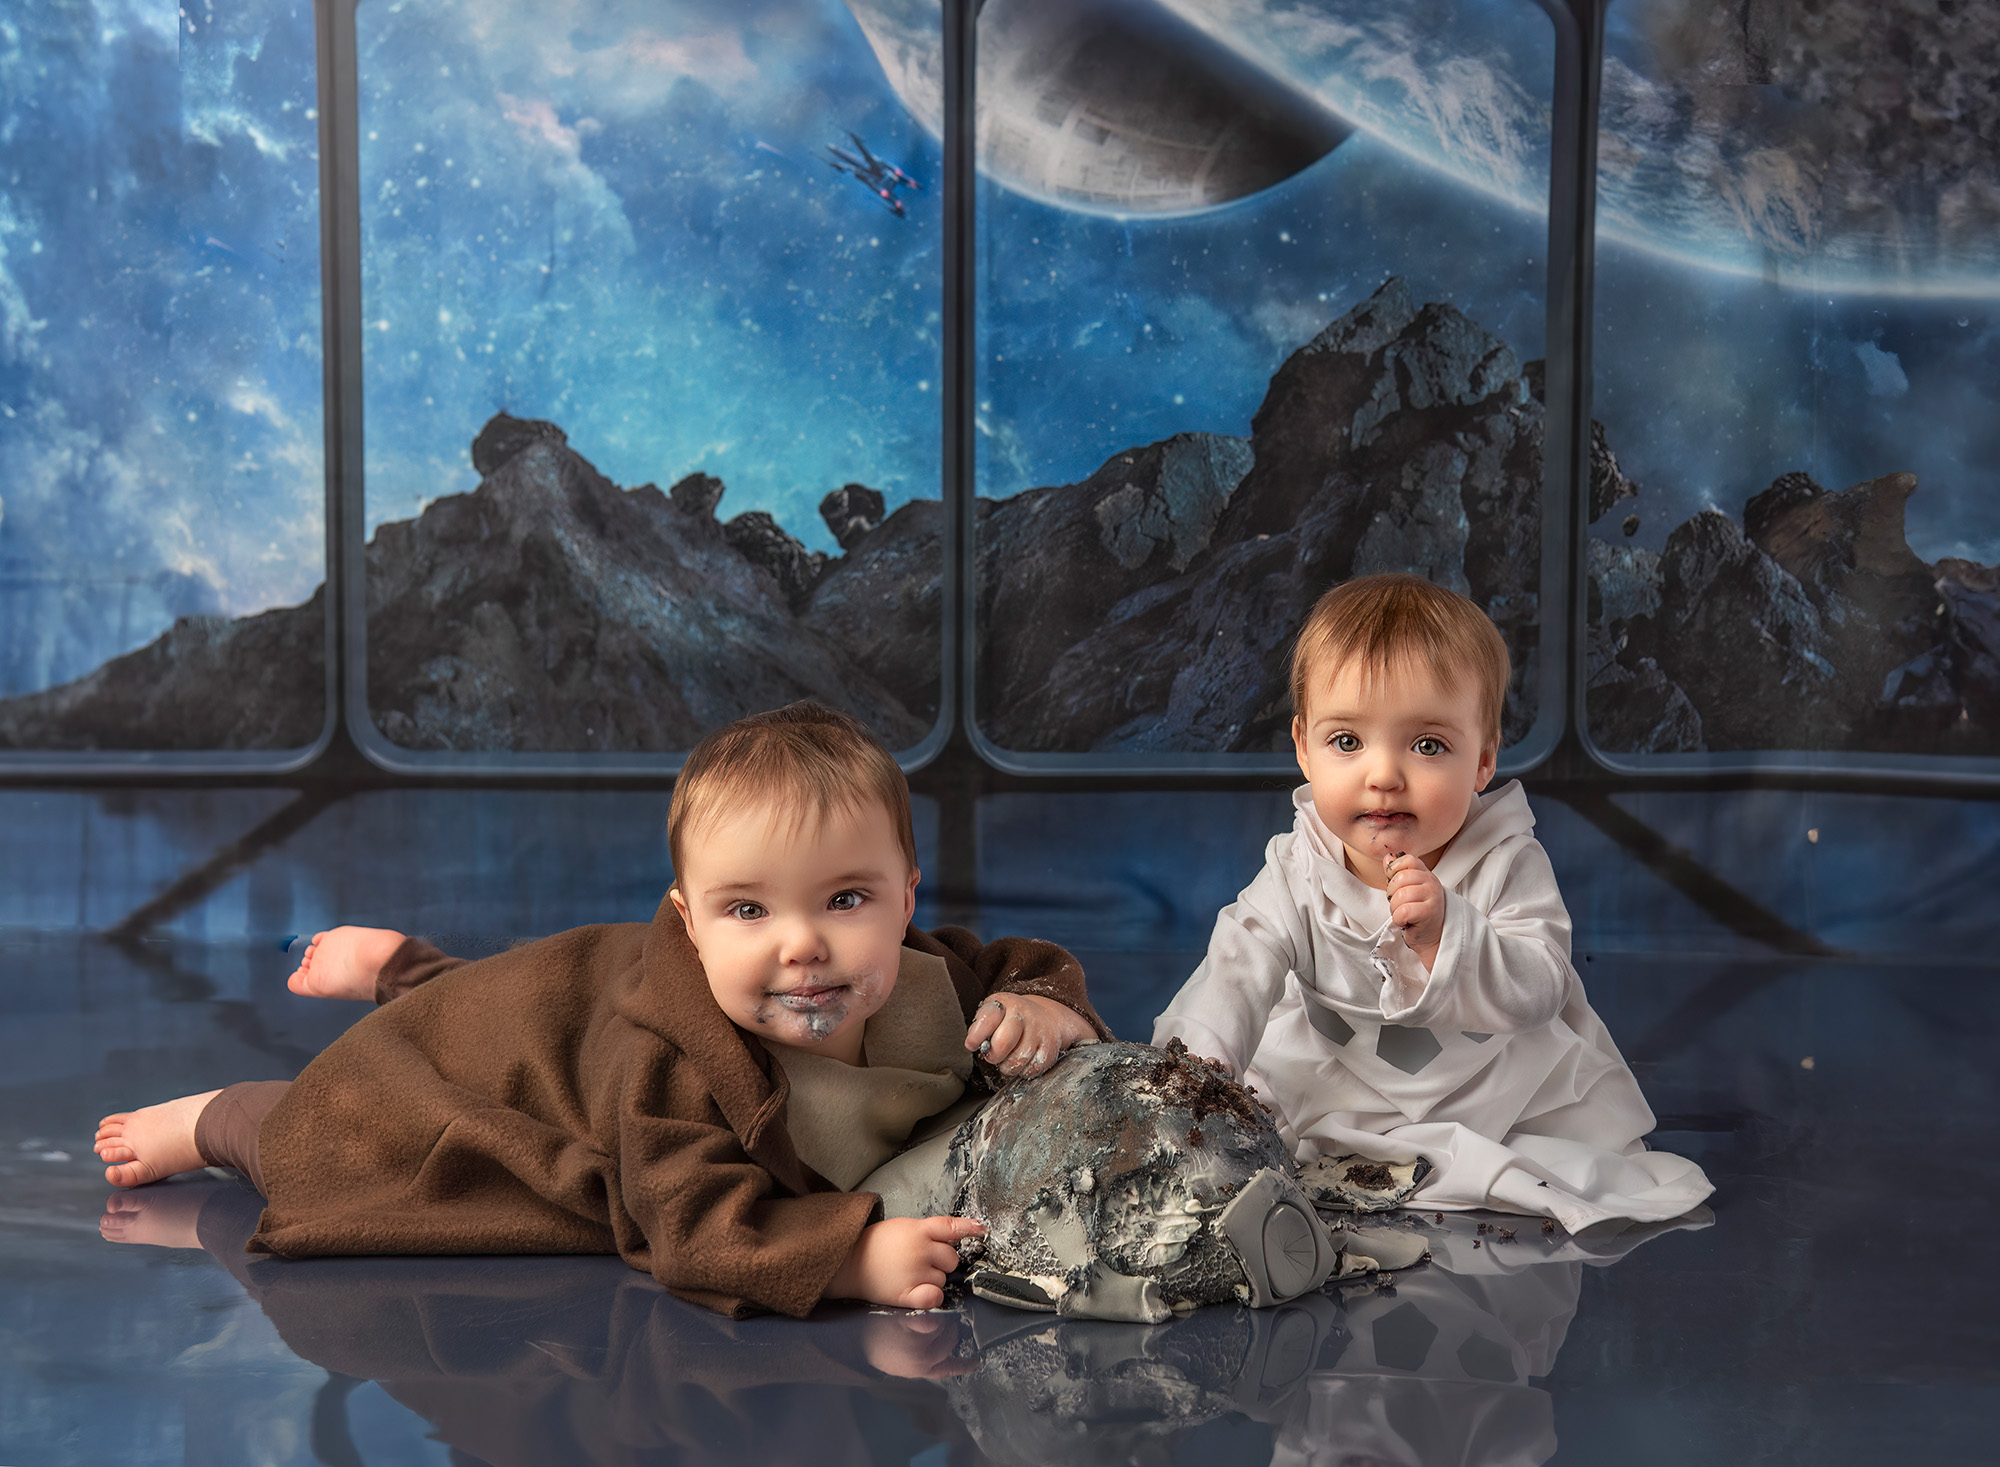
330, 0, 956, 777
0, 0, 341, 776
4, 0, 1995, 790
956, 0, 1583, 780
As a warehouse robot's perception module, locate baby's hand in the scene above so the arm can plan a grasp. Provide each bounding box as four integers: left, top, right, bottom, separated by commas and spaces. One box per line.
1384, 853, 1446, 966
286, 926, 410, 1001
827, 1215, 985, 1310
965, 993, 1098, 1080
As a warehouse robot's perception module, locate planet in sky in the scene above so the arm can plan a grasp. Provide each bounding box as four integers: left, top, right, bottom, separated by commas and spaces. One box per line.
853, 0, 2000, 295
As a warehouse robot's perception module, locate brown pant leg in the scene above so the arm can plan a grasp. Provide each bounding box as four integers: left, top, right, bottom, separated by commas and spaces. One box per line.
193, 1080, 291, 1197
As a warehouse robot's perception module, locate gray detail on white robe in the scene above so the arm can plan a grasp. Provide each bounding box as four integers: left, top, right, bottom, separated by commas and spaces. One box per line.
1462, 1031, 1493, 1043
1375, 1023, 1443, 1074
1305, 999, 1356, 1046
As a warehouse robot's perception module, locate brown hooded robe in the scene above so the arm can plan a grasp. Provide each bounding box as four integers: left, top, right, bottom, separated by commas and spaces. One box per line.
245, 896, 1107, 1318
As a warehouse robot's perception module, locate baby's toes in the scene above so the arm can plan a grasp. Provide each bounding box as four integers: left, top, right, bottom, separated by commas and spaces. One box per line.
104, 1159, 160, 1187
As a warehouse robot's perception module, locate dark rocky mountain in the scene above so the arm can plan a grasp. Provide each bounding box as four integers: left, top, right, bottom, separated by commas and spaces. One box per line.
360, 422, 923, 751
0, 598, 325, 750
3, 279, 1996, 759
1587, 465, 2000, 756
978, 278, 1550, 753
0, 416, 927, 752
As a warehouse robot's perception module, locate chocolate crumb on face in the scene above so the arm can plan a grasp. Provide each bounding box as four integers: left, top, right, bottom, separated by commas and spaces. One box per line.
1186, 1127, 1204, 1149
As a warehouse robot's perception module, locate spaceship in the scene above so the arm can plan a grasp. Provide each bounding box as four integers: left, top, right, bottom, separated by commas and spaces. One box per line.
823, 130, 921, 217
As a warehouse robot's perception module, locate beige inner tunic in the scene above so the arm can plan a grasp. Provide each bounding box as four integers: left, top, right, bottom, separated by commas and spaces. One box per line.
769, 947, 978, 1190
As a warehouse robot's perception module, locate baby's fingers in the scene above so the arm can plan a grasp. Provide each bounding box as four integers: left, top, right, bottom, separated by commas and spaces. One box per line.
963, 998, 1003, 1051
920, 1214, 986, 1243
978, 1012, 1029, 1066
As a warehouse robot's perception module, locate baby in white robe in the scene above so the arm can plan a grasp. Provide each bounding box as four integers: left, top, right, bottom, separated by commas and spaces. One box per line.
1153, 574, 1712, 1232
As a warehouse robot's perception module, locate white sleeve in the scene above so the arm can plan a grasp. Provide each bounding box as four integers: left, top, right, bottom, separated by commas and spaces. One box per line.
1377, 837, 1576, 1034
1151, 841, 1308, 1074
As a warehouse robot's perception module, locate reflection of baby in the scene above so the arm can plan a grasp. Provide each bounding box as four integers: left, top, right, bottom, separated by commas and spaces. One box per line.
1272, 1255, 1579, 1467
95, 702, 1108, 1316
1154, 575, 1712, 1230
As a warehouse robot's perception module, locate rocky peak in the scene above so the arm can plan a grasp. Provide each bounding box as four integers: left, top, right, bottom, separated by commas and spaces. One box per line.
1745, 469, 1930, 595
1221, 279, 1529, 541
723, 512, 827, 611
1303, 275, 1415, 357
1651, 508, 1835, 746
470, 412, 567, 477
820, 484, 886, 551
669, 472, 726, 518
1348, 302, 1522, 449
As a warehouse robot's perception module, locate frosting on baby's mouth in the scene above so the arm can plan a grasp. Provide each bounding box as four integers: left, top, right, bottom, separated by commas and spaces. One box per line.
753, 964, 887, 1043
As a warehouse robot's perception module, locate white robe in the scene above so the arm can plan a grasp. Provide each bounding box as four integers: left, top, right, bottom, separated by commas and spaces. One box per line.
1152, 781, 1713, 1232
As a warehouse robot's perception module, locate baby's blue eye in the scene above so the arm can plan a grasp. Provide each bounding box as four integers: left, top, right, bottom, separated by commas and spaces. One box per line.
1413, 736, 1446, 757
1331, 732, 1361, 753
728, 902, 766, 921
828, 890, 863, 911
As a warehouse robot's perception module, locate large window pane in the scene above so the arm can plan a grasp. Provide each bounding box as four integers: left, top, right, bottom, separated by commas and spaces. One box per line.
0, 1, 325, 753
971, 0, 1558, 762
1586, 2, 2000, 763
355, 0, 942, 758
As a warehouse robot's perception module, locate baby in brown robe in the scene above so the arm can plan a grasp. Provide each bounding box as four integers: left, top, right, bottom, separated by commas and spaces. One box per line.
93, 701, 1110, 1317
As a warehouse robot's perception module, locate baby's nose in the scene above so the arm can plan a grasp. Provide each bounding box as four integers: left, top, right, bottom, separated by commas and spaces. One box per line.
1365, 755, 1406, 787
776, 917, 829, 961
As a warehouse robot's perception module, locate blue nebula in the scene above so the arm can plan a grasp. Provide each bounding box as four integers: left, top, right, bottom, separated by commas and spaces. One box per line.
0, 0, 324, 698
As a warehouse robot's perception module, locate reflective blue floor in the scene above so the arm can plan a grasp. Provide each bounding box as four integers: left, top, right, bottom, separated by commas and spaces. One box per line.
5, 787, 1999, 1464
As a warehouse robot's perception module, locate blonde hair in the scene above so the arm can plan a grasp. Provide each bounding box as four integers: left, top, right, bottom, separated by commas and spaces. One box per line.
1290, 575, 1510, 745
669, 702, 916, 878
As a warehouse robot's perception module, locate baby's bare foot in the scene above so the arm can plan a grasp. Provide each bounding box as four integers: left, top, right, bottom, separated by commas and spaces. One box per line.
99, 1186, 208, 1248
286, 925, 407, 1001
94, 1090, 221, 1188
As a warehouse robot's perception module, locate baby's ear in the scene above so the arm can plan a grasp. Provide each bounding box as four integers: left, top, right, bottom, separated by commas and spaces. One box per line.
1476, 739, 1499, 791
668, 887, 693, 931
